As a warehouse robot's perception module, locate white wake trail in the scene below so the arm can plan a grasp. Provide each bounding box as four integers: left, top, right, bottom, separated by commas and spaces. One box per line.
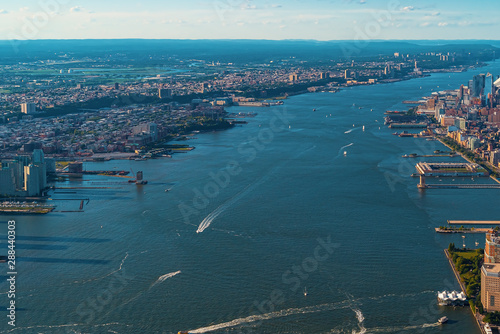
151, 271, 182, 288
188, 301, 350, 333
196, 145, 317, 233
72, 252, 129, 284
196, 166, 279, 233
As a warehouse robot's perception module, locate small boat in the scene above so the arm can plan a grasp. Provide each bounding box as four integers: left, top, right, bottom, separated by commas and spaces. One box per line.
362, 126, 365, 131
484, 324, 492, 334
438, 316, 448, 324
303, 287, 308, 296
344, 151, 347, 156
312, 108, 316, 112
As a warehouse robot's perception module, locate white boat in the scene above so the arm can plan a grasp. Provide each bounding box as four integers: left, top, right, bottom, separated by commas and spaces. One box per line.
484, 324, 492, 334
362, 126, 365, 131
344, 151, 347, 156
303, 287, 308, 296
438, 316, 448, 324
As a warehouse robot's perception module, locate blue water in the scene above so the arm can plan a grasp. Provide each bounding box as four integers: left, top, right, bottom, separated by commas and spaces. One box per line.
3, 62, 500, 333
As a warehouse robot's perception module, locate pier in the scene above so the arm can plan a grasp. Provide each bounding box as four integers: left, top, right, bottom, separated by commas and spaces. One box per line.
435, 227, 491, 234
448, 220, 500, 226
417, 174, 500, 189
422, 184, 500, 189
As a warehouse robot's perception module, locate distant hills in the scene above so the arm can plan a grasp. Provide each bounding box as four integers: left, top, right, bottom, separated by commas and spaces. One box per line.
0, 39, 498, 64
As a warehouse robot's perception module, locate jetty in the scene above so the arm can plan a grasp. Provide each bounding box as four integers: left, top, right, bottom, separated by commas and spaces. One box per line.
435, 227, 491, 234
448, 220, 500, 226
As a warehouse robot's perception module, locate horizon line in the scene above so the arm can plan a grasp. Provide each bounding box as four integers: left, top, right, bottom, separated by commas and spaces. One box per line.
0, 38, 500, 42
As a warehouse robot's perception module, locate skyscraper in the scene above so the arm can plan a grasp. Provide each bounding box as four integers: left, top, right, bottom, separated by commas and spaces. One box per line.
471, 74, 485, 98
21, 103, 36, 114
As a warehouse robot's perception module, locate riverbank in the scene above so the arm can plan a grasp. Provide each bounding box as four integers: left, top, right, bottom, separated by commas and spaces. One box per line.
444, 249, 489, 334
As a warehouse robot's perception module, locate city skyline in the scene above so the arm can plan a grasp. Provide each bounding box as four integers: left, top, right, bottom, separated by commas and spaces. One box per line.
0, 0, 500, 41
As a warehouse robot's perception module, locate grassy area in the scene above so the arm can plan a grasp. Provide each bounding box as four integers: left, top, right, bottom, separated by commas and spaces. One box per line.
455, 250, 480, 261
448, 243, 483, 313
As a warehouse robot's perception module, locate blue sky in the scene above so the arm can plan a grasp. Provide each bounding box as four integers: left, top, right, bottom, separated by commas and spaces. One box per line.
0, 0, 498, 40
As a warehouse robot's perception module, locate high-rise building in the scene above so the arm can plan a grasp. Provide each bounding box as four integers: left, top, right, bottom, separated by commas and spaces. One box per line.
471, 74, 486, 98
485, 230, 500, 263
490, 151, 500, 166
485, 73, 494, 107
481, 263, 500, 312
132, 123, 158, 142
24, 164, 42, 196
0, 167, 16, 196
21, 103, 36, 114
159, 88, 172, 99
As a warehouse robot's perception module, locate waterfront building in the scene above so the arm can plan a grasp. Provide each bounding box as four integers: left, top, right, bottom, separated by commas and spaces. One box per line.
24, 164, 43, 196
485, 230, 500, 264
481, 263, 500, 312
132, 123, 158, 142
21, 102, 36, 114
490, 151, 500, 166
0, 166, 16, 196
437, 290, 467, 306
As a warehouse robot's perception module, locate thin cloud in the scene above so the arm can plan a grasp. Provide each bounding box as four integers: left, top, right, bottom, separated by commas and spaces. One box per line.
70, 6, 85, 13
401, 6, 415, 12
0, 9, 8, 14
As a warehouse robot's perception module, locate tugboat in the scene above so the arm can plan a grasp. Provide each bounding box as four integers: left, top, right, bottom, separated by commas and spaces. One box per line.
438, 316, 448, 324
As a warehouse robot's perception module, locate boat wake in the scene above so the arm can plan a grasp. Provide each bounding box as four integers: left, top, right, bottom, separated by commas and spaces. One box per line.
151, 271, 181, 288
196, 180, 262, 233
344, 127, 361, 134
188, 301, 351, 333
196, 144, 317, 233
196, 161, 287, 233
351, 322, 440, 332
72, 252, 129, 285
351, 308, 366, 334
339, 143, 354, 153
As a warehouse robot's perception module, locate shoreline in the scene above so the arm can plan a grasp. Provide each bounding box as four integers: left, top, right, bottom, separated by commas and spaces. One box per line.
444, 249, 487, 334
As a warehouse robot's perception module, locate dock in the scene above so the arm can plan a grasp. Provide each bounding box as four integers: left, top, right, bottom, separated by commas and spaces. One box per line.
422, 184, 500, 189
448, 220, 500, 225
435, 227, 491, 234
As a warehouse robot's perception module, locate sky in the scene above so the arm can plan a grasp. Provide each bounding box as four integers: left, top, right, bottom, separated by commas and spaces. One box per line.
0, 0, 499, 41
